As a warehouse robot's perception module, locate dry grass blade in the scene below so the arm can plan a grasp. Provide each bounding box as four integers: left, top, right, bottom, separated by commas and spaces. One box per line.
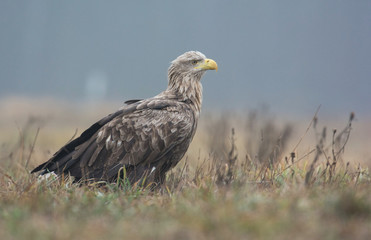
25, 127, 40, 170
292, 105, 321, 152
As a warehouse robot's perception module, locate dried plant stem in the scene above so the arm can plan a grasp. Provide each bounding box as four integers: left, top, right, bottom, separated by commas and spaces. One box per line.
25, 127, 40, 169
292, 105, 321, 153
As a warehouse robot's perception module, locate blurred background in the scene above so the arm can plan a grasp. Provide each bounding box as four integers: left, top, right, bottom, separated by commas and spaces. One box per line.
0, 1, 370, 164
1, 0, 370, 117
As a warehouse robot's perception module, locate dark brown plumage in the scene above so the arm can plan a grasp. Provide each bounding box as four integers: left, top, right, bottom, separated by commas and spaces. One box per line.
31, 51, 217, 186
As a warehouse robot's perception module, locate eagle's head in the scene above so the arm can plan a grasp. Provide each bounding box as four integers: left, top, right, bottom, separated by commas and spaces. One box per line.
169, 51, 218, 78
166, 51, 217, 111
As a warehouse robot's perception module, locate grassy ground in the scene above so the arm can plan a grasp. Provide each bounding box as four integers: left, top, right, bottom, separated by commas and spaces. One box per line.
0, 98, 370, 240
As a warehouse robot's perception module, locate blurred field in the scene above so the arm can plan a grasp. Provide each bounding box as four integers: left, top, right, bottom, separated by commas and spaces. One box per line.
1, 97, 370, 240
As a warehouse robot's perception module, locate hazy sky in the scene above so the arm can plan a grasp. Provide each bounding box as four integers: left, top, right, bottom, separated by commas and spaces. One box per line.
1, 1, 370, 118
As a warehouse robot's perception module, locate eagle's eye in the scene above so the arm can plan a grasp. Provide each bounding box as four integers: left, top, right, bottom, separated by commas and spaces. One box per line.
191, 60, 199, 65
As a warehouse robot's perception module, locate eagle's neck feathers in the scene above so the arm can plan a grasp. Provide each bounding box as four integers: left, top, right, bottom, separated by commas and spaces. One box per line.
165, 67, 204, 113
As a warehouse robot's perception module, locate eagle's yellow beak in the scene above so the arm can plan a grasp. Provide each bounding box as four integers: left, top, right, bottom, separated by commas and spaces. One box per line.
195, 59, 218, 72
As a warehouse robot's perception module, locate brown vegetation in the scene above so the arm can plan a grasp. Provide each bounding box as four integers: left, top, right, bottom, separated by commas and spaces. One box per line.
0, 98, 370, 239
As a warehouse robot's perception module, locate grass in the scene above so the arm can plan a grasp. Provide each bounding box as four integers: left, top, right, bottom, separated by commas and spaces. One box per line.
0, 98, 370, 240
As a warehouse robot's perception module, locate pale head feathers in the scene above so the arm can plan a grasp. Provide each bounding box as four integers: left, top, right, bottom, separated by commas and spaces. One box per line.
166, 51, 211, 112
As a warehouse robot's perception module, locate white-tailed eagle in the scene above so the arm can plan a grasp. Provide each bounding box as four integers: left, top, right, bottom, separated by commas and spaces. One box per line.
31, 51, 218, 186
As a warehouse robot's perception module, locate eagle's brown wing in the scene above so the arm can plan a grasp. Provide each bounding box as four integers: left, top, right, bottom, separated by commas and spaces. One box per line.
32, 99, 196, 183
